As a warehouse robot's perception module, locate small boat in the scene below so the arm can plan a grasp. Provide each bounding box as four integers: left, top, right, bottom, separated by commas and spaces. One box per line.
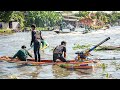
58, 60, 99, 69
0, 56, 75, 65
0, 56, 99, 68
54, 30, 71, 34
53, 28, 71, 34
97, 46, 120, 50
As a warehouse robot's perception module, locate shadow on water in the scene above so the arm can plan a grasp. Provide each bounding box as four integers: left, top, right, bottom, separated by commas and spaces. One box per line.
17, 66, 42, 79
6, 64, 29, 69
52, 65, 72, 78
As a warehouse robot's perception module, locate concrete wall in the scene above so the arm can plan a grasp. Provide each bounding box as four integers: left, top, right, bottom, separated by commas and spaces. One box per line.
12, 22, 20, 30
0, 22, 20, 30
0, 22, 9, 29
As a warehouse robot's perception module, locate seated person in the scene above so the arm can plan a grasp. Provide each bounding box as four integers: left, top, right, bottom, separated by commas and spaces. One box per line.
53, 41, 67, 62
12, 45, 32, 61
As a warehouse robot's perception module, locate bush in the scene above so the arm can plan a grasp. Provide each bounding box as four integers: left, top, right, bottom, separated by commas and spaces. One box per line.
0, 29, 13, 34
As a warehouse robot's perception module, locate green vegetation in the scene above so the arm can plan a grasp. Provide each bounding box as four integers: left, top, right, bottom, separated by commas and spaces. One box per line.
96, 63, 111, 79
0, 29, 13, 34
0, 11, 25, 29
10, 11, 25, 29
72, 44, 92, 50
90, 25, 103, 30
74, 11, 120, 29
74, 11, 90, 18
1, 11, 120, 33
105, 72, 110, 79
72, 44, 120, 52
60, 63, 79, 68
72, 43, 107, 52
0, 11, 62, 32
60, 64, 66, 68
0, 11, 13, 22
95, 63, 108, 71
101, 63, 108, 71
25, 11, 62, 27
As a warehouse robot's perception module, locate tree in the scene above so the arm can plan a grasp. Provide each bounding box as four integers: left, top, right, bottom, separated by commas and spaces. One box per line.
10, 11, 25, 28
0, 11, 13, 22
74, 11, 90, 18
25, 11, 63, 27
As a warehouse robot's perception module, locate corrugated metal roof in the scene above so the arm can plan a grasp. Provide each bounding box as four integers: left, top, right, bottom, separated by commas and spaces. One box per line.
63, 15, 80, 19
63, 18, 79, 21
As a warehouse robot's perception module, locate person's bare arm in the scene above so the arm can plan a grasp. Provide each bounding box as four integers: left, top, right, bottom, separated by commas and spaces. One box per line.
64, 52, 66, 58
63, 47, 66, 58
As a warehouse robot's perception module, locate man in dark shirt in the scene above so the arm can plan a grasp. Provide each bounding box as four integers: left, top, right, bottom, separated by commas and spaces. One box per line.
12, 45, 32, 61
30, 24, 41, 62
53, 41, 67, 62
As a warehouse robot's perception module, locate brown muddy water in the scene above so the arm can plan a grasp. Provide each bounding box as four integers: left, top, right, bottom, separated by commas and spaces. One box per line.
1, 26, 120, 79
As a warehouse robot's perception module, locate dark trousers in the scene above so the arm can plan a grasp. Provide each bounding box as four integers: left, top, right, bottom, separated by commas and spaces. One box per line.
18, 57, 27, 61
34, 41, 40, 62
53, 53, 66, 62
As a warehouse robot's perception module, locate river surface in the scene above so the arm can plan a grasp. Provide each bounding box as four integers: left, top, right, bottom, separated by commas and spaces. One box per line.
1, 26, 120, 79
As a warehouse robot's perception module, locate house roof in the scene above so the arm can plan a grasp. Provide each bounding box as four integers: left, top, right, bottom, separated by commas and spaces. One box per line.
63, 18, 79, 21
63, 15, 80, 19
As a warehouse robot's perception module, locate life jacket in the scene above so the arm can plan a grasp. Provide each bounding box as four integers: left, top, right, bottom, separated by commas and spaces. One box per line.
33, 30, 42, 43
53, 45, 65, 54
35, 30, 40, 39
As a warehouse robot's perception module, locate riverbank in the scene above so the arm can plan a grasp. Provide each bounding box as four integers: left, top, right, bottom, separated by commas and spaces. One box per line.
0, 29, 14, 35
0, 27, 55, 35
24, 27, 54, 32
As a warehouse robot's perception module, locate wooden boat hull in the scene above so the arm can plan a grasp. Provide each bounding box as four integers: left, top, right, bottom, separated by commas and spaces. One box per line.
0, 56, 99, 69
0, 56, 75, 65
58, 62, 95, 69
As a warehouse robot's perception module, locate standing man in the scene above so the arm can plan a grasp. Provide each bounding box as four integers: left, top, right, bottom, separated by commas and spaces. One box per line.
30, 24, 41, 62
53, 41, 67, 62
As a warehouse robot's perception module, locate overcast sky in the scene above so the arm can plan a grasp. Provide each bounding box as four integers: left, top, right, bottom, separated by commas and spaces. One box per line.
72, 11, 111, 13
55, 11, 120, 14
72, 11, 120, 13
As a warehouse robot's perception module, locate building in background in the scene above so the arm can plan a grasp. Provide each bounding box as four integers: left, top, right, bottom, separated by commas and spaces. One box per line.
62, 15, 80, 27
0, 21, 20, 30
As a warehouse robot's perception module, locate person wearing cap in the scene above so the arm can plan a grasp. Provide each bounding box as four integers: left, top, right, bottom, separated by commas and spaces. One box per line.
30, 24, 42, 62
53, 41, 67, 62
12, 45, 32, 61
